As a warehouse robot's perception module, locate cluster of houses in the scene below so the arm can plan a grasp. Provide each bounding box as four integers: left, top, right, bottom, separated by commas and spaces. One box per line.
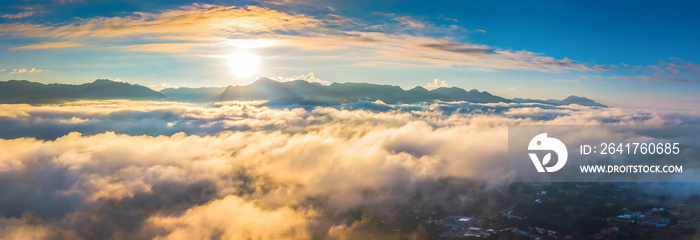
590, 227, 619, 240
615, 208, 672, 227
428, 215, 495, 238
592, 206, 684, 239
428, 212, 562, 239
425, 183, 699, 239
508, 226, 560, 239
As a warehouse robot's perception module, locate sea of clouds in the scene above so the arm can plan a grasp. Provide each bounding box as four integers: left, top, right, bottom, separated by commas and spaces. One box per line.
1, 100, 699, 239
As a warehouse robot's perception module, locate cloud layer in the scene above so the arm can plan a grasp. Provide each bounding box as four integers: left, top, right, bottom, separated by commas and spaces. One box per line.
1, 100, 699, 239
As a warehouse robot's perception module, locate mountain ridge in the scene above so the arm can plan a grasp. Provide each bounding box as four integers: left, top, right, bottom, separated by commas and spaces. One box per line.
216, 77, 515, 105
0, 79, 166, 103
0, 78, 607, 107
513, 95, 607, 107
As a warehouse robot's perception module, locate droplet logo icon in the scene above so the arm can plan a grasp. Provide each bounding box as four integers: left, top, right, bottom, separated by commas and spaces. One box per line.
528, 133, 568, 172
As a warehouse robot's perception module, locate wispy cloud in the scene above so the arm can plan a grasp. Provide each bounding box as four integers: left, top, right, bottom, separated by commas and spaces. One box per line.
610, 75, 698, 84
0, 4, 320, 41
0, 3, 604, 73
555, 79, 581, 84
613, 58, 700, 84
111, 42, 210, 53
282, 32, 605, 72
0, 6, 42, 19
8, 67, 43, 74
9, 41, 84, 50
55, 0, 84, 4
494, 87, 516, 91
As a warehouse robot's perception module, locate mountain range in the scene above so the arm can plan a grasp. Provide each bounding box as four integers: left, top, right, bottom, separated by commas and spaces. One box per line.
0, 78, 607, 107
214, 77, 512, 104
0, 79, 166, 103
513, 96, 607, 107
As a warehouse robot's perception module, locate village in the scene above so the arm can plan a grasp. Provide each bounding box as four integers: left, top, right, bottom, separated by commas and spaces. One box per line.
421, 183, 700, 239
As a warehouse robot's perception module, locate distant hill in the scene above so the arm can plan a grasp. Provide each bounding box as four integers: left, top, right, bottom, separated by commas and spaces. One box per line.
217, 77, 513, 104
513, 95, 608, 107
0, 78, 607, 107
0, 79, 166, 103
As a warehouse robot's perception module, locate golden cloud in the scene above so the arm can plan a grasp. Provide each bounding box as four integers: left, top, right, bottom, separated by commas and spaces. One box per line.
0, 3, 604, 72
0, 100, 696, 238
9, 41, 84, 50
145, 195, 314, 240
0, 4, 320, 41
7, 67, 44, 74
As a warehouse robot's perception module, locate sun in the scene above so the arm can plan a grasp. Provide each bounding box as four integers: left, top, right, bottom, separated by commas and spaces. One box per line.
227, 50, 260, 78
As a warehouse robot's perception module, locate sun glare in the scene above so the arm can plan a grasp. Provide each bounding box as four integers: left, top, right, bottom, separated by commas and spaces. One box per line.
227, 50, 260, 78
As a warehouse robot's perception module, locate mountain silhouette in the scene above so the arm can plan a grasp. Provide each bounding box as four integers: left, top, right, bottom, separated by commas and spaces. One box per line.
1, 78, 607, 107
0, 79, 166, 103
217, 77, 514, 104
513, 95, 607, 107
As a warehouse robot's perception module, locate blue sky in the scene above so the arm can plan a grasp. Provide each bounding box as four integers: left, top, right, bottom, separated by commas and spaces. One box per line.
1, 0, 699, 108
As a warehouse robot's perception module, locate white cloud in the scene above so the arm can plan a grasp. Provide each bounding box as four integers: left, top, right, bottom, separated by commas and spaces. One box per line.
277, 72, 330, 85
425, 78, 451, 90
1, 11, 35, 19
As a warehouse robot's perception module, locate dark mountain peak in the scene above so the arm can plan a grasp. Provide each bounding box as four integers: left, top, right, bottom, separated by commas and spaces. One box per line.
92, 79, 117, 83
561, 95, 607, 107
251, 77, 278, 85
408, 86, 429, 92
7, 79, 31, 83
563, 95, 588, 101
4, 79, 42, 86
89, 79, 134, 87
432, 87, 468, 93
434, 86, 458, 90
513, 95, 607, 107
